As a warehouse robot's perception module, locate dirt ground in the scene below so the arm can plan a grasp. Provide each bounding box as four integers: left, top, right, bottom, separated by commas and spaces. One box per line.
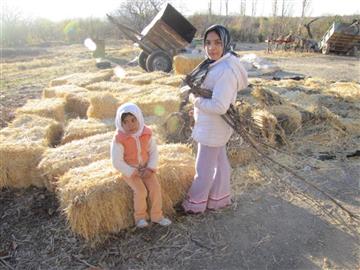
1, 43, 359, 270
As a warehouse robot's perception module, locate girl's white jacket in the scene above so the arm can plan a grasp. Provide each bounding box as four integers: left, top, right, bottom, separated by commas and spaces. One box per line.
192, 53, 248, 147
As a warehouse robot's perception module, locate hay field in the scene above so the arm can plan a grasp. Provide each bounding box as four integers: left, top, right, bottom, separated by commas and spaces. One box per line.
1, 42, 359, 270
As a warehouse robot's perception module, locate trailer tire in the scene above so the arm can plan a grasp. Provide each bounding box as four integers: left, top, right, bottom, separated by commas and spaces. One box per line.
138, 51, 149, 71
146, 50, 172, 72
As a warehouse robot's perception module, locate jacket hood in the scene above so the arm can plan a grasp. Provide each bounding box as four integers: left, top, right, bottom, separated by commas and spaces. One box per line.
115, 102, 145, 137
210, 53, 248, 91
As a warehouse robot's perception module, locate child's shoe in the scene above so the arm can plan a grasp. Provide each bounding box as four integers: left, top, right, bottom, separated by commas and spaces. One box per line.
136, 219, 149, 228
155, 217, 172, 226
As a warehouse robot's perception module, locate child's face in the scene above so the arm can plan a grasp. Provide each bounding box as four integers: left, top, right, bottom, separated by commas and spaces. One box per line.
121, 114, 139, 134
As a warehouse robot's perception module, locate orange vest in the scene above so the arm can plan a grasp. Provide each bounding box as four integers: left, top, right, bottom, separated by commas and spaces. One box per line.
115, 126, 152, 167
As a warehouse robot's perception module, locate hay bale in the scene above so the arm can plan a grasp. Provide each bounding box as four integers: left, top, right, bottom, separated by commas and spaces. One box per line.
38, 131, 114, 190
121, 71, 169, 85
85, 81, 136, 93
325, 82, 360, 103
144, 116, 166, 144
154, 74, 185, 87
57, 143, 194, 240
7, 114, 63, 146
16, 98, 66, 122
269, 105, 302, 135
87, 92, 119, 119
252, 109, 278, 145
0, 143, 45, 188
49, 70, 113, 87
42, 84, 90, 118
173, 54, 204, 75
252, 87, 286, 106
42, 84, 88, 98
62, 118, 114, 144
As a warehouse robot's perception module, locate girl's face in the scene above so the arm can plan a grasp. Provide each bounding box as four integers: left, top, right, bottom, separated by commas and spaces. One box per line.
121, 114, 139, 134
204, 31, 224, 61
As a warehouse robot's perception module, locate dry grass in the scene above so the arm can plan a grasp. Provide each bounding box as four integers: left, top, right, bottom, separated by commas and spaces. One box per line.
325, 82, 360, 103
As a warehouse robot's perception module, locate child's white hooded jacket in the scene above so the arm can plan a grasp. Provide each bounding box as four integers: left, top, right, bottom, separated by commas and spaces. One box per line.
111, 103, 158, 177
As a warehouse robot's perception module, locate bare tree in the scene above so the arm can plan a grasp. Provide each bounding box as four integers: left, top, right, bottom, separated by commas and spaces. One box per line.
225, 0, 229, 16
208, 0, 212, 16
301, 0, 312, 18
280, 0, 293, 17
272, 0, 278, 17
240, 0, 246, 16
251, 0, 258, 17
113, 0, 166, 31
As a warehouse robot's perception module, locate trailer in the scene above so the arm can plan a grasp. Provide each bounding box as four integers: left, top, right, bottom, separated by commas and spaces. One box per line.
107, 3, 197, 72
319, 20, 360, 55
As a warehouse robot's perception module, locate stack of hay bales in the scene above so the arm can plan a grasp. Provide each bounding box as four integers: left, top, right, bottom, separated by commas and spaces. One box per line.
0, 115, 63, 188
42, 84, 90, 118
57, 143, 195, 240
61, 118, 115, 144
173, 54, 204, 75
154, 74, 185, 87
16, 98, 66, 122
86, 92, 119, 119
120, 71, 169, 85
38, 131, 114, 190
49, 69, 113, 87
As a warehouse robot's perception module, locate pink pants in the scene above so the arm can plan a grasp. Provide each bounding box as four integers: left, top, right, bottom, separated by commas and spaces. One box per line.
182, 143, 232, 213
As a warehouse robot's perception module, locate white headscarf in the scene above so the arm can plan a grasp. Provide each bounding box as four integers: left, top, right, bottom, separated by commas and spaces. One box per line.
115, 102, 145, 138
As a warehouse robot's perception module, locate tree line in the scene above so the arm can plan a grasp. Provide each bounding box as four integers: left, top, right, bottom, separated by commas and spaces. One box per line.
1, 0, 358, 47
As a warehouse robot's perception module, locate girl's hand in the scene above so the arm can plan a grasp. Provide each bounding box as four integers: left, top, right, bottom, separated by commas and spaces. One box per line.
141, 168, 154, 178
130, 169, 140, 179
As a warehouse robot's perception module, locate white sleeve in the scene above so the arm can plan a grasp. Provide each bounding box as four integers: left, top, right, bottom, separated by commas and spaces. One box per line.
110, 138, 136, 177
194, 68, 237, 115
146, 137, 158, 170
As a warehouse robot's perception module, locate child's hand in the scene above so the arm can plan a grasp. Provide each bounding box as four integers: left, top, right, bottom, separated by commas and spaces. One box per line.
130, 169, 141, 179
141, 168, 154, 178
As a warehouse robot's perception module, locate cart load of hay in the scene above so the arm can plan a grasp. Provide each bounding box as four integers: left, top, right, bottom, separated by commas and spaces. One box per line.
57, 143, 194, 240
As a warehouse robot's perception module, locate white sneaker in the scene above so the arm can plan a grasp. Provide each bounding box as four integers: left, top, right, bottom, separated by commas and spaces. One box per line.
156, 218, 172, 226
136, 219, 149, 228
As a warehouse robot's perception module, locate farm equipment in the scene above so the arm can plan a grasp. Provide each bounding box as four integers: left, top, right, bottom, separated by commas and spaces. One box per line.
107, 3, 197, 72
319, 20, 360, 55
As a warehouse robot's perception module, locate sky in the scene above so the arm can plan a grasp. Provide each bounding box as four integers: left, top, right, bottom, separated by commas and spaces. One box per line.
2, 0, 360, 22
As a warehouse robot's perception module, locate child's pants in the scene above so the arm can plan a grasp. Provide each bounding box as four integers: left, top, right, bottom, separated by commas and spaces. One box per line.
182, 143, 231, 213
124, 173, 163, 223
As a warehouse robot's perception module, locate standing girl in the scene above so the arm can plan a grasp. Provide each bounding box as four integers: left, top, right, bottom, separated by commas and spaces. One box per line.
182, 24, 248, 213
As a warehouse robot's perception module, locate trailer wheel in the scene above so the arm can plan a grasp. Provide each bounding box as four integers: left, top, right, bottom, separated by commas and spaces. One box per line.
146, 50, 172, 72
138, 51, 149, 71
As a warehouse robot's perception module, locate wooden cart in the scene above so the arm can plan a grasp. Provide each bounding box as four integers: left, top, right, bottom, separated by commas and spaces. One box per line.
107, 3, 196, 72
319, 20, 360, 55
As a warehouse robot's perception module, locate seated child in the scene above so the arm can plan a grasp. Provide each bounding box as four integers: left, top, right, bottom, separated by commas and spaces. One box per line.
111, 102, 172, 228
